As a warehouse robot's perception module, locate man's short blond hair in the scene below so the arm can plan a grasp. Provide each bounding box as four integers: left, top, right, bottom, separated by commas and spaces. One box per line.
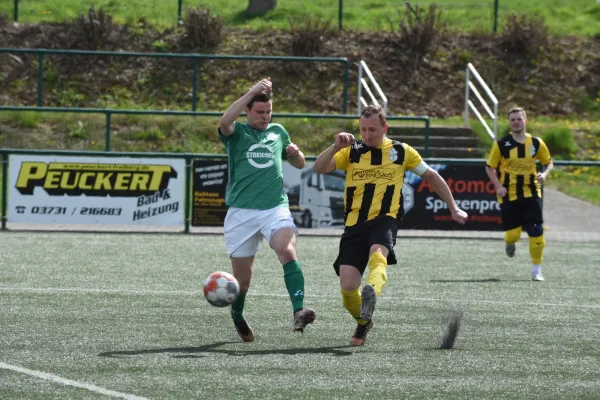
508, 107, 527, 120
360, 104, 386, 126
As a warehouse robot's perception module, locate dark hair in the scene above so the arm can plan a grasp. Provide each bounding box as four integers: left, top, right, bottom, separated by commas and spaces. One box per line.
247, 91, 273, 110
508, 107, 527, 120
360, 104, 386, 126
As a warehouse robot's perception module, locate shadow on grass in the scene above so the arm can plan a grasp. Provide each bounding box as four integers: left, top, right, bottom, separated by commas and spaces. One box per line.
430, 278, 501, 283
99, 341, 354, 358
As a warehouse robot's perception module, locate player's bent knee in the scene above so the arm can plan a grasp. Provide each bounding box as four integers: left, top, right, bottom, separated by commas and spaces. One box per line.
231, 274, 251, 293
526, 223, 544, 237
340, 280, 360, 292
339, 266, 362, 291
504, 226, 521, 244
369, 244, 388, 257
275, 244, 296, 263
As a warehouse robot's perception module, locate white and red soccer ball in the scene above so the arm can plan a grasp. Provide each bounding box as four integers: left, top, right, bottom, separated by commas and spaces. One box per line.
203, 271, 240, 307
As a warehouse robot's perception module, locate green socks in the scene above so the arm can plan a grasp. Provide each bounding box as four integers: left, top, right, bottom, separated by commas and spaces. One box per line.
283, 260, 305, 312
230, 260, 305, 320
230, 291, 247, 322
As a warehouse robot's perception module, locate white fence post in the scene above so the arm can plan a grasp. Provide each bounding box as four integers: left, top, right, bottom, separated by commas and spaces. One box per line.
464, 63, 499, 140
358, 60, 387, 115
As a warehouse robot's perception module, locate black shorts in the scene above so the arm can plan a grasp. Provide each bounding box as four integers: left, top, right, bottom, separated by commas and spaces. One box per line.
333, 216, 399, 276
501, 197, 543, 231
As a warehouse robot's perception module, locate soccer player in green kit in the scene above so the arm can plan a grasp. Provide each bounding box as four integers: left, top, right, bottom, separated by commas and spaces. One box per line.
218, 77, 316, 342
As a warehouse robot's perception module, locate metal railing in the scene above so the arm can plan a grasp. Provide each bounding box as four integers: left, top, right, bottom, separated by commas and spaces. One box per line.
0, 48, 350, 114
357, 60, 388, 116
0, 106, 431, 153
464, 63, 498, 140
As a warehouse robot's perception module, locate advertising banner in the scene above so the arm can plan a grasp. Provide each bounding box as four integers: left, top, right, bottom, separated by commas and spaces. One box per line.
400, 164, 502, 230
190, 159, 501, 231
8, 155, 185, 226
191, 159, 229, 226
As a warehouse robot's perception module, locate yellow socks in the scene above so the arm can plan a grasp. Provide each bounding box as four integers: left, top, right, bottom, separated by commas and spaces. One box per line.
340, 288, 368, 324
340, 252, 388, 325
366, 252, 388, 296
529, 234, 545, 265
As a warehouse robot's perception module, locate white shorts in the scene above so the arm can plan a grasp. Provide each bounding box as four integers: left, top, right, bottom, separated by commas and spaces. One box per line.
224, 206, 298, 258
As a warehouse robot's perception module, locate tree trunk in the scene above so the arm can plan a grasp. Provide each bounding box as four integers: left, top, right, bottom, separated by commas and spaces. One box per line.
246, 0, 277, 15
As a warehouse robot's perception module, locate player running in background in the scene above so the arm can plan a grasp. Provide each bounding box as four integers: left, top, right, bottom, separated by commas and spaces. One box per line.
486, 107, 553, 281
312, 104, 468, 346
218, 77, 315, 342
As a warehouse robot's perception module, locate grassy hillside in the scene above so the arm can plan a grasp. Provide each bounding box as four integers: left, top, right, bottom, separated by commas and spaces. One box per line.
2, 0, 599, 35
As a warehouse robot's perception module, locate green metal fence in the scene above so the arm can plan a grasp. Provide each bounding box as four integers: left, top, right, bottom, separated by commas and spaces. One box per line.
9, 0, 185, 24
0, 106, 431, 154
2, 148, 598, 232
0, 49, 351, 113
9, 1, 503, 32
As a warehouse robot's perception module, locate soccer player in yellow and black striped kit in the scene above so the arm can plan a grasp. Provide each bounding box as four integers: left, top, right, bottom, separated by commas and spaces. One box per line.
486, 107, 553, 281
313, 105, 468, 346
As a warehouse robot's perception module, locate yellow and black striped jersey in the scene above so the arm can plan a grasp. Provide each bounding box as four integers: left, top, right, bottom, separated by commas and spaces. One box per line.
486, 133, 552, 204
334, 138, 423, 227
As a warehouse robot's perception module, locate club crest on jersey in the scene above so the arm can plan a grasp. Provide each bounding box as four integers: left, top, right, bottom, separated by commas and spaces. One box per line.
530, 145, 536, 157
267, 133, 278, 141
389, 148, 398, 162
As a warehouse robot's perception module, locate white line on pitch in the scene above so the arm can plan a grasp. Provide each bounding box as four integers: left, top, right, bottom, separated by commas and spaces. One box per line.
0, 287, 197, 295
0, 361, 148, 400
1, 286, 599, 309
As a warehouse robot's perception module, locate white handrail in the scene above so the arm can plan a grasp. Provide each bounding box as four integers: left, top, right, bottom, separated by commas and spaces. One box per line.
464, 63, 498, 139
358, 60, 388, 115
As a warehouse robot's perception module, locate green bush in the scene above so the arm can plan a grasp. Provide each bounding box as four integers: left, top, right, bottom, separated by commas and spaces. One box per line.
386, 3, 446, 56
498, 13, 549, 58
472, 119, 509, 149
74, 6, 114, 50
542, 127, 577, 157
2, 112, 41, 129
578, 90, 600, 114
288, 15, 334, 57
179, 7, 224, 52
135, 129, 166, 141
69, 121, 89, 140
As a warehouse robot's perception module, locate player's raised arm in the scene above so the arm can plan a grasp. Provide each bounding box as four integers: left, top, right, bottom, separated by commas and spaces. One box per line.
313, 132, 355, 174
219, 78, 272, 136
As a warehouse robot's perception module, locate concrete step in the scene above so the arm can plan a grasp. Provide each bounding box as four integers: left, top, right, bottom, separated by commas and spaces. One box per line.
413, 146, 487, 158
388, 126, 475, 138
389, 135, 481, 148
387, 126, 486, 158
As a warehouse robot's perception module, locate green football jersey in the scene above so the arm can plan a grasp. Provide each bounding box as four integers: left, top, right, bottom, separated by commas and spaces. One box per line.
219, 121, 292, 209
